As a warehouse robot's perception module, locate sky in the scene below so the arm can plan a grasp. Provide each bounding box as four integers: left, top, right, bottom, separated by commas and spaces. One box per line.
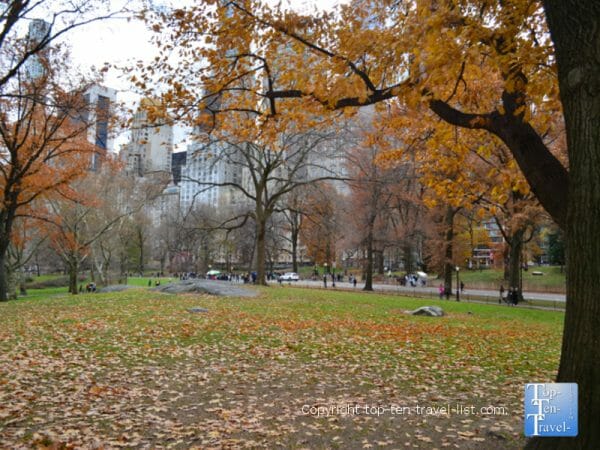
65, 0, 345, 151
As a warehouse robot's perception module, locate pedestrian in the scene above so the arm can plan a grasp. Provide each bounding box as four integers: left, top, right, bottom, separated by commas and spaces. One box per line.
438, 284, 444, 299
499, 284, 505, 304
353, 277, 357, 288
323, 275, 327, 288
460, 281, 465, 292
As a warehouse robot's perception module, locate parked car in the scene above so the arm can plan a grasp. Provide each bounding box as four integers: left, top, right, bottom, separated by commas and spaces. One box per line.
279, 272, 300, 281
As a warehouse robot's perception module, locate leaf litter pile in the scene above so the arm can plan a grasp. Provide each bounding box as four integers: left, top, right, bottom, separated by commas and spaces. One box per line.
0, 288, 561, 449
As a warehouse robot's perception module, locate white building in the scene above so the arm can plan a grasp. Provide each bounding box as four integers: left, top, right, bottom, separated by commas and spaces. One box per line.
121, 98, 174, 177
179, 137, 244, 211
24, 19, 51, 80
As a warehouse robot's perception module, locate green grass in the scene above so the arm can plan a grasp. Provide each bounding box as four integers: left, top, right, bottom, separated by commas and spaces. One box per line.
0, 286, 563, 448
454, 266, 566, 292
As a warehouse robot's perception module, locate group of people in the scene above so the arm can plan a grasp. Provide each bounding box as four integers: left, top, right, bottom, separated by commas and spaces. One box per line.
322, 273, 358, 288
499, 285, 520, 305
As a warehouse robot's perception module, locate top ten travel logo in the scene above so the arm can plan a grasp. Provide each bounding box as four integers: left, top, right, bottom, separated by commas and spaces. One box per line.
524, 383, 578, 437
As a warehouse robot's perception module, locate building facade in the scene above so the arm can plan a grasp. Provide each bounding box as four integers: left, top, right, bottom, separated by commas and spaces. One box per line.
83, 84, 117, 171
121, 98, 174, 177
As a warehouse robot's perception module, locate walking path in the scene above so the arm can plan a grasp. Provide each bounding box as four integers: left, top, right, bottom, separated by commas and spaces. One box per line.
278, 279, 566, 309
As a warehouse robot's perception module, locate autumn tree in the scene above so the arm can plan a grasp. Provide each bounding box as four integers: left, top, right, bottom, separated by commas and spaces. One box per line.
0, 1, 131, 301
5, 215, 47, 298
278, 188, 307, 273
0, 72, 101, 299
343, 110, 411, 290
46, 164, 150, 293
299, 182, 341, 275
144, 1, 599, 446
179, 127, 344, 285
0, 0, 123, 94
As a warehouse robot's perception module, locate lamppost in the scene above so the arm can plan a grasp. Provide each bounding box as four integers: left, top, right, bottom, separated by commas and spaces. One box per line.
324, 262, 328, 274
332, 261, 336, 287
455, 266, 460, 302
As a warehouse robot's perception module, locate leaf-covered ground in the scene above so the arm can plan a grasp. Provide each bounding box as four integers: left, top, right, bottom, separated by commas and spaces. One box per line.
0, 287, 562, 449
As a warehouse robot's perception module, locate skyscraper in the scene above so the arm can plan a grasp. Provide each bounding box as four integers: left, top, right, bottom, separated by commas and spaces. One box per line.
121, 98, 174, 177
23, 19, 51, 80
82, 85, 117, 171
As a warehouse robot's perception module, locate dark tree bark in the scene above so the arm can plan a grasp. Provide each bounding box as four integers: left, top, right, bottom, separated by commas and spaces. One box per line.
67, 258, 79, 295
442, 206, 458, 298
524, 2, 600, 448
216, 2, 600, 445
255, 215, 268, 286
507, 228, 524, 300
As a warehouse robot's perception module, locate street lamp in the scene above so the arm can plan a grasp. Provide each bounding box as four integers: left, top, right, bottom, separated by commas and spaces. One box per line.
455, 266, 460, 302
332, 261, 336, 287
324, 262, 328, 274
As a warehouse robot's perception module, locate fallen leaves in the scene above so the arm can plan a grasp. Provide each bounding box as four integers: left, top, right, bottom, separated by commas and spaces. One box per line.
0, 289, 561, 448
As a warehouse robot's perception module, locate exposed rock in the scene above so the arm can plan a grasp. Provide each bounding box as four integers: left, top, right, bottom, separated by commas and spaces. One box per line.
409, 306, 444, 317
153, 280, 258, 297
97, 285, 134, 293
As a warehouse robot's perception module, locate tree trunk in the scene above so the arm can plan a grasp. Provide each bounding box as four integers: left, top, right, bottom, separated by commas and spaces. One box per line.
525, 2, 600, 448
376, 250, 384, 275
402, 242, 414, 274
508, 228, 524, 301
137, 228, 145, 276
291, 231, 299, 273
363, 228, 374, 291
255, 217, 268, 286
442, 206, 456, 297
6, 266, 17, 300
68, 258, 79, 295
0, 252, 8, 302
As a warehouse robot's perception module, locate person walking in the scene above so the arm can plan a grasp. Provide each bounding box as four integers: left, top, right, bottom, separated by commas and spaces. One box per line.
499, 285, 505, 304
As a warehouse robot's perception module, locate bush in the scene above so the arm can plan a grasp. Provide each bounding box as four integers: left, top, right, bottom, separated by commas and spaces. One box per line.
26, 276, 70, 289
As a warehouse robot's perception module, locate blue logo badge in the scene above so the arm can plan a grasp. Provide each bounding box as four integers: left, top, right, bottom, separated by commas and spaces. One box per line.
524, 383, 577, 437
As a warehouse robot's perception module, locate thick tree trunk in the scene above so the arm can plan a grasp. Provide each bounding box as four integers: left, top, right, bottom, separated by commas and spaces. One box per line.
255, 218, 268, 286
402, 242, 414, 275
376, 250, 384, 275
507, 228, 524, 301
6, 266, 17, 300
68, 258, 79, 295
0, 252, 8, 302
525, 2, 600, 448
442, 206, 456, 298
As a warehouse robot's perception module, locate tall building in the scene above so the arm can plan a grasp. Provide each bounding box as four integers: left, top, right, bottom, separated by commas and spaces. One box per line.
121, 98, 174, 177
83, 84, 117, 171
179, 135, 244, 211
23, 19, 51, 80
171, 151, 187, 185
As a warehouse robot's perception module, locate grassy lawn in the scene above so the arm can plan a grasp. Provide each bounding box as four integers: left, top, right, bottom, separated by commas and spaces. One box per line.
444, 267, 566, 293
0, 286, 562, 448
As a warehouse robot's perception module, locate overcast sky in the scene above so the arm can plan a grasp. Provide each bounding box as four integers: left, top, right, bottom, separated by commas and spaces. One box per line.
66, 0, 344, 151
